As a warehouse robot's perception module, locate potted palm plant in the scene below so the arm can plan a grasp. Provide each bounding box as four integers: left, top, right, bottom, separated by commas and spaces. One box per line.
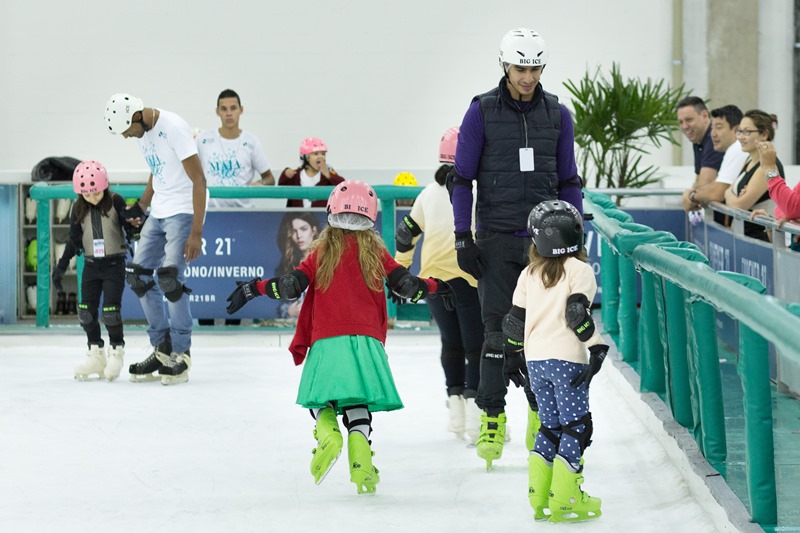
564, 63, 689, 195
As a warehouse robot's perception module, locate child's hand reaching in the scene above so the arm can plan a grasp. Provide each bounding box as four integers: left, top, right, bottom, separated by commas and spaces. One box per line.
226, 278, 262, 314
430, 279, 456, 311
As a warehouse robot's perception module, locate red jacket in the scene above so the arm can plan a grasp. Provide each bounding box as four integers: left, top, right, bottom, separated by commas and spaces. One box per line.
259, 234, 437, 365
768, 176, 800, 221
278, 167, 345, 208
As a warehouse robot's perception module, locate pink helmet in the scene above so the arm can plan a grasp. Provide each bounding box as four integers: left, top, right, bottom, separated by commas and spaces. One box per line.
72, 160, 109, 195
327, 180, 378, 222
439, 127, 459, 163
299, 137, 328, 156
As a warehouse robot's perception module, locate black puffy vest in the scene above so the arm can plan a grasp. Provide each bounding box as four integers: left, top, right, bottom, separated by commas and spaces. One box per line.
475, 80, 561, 232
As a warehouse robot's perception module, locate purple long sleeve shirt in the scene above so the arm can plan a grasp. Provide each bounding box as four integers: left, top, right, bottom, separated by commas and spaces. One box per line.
452, 96, 583, 234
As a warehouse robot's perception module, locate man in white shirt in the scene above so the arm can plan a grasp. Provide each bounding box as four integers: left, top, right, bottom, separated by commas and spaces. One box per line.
104, 93, 207, 386
196, 89, 275, 209
682, 105, 748, 210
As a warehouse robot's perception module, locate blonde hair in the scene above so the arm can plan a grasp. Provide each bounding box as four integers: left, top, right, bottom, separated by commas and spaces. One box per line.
526, 244, 588, 289
311, 226, 387, 292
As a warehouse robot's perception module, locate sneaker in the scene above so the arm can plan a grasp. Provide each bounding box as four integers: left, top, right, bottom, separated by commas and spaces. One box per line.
160, 351, 191, 385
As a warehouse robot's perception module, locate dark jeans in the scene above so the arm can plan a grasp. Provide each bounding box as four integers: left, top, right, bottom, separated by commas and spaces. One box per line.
427, 277, 483, 396
475, 231, 538, 414
81, 257, 126, 346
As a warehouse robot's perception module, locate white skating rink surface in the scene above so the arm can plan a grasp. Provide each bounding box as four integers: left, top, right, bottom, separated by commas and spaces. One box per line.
0, 330, 733, 533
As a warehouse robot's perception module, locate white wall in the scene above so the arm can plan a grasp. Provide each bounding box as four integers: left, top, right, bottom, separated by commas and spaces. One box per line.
1, 0, 675, 183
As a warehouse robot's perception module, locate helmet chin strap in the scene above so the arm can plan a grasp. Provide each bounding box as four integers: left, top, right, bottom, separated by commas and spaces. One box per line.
139, 108, 155, 132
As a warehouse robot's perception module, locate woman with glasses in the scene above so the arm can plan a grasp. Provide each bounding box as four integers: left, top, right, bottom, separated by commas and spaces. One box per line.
724, 109, 785, 241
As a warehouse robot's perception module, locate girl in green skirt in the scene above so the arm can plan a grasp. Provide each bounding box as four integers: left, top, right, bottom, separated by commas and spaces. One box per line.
226, 180, 455, 494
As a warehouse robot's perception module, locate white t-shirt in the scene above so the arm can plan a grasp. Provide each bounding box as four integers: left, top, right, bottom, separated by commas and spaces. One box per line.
716, 140, 748, 185
196, 129, 271, 208
136, 109, 201, 218
298, 169, 319, 208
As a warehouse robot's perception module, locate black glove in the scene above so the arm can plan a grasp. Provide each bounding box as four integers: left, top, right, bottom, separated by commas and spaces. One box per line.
429, 279, 456, 311
122, 202, 146, 219
454, 232, 482, 279
386, 282, 405, 306
52, 266, 66, 293
570, 344, 609, 388
226, 277, 262, 314
503, 349, 527, 388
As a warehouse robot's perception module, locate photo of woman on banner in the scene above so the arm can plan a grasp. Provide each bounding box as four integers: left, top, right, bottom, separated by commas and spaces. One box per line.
276, 212, 323, 319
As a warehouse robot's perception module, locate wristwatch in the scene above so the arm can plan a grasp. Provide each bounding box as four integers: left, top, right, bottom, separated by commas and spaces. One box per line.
765, 168, 781, 181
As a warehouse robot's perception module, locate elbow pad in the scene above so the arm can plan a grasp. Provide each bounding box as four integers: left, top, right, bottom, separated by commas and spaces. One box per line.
565, 293, 595, 342
387, 267, 429, 302
395, 215, 422, 253
445, 167, 472, 201
502, 305, 526, 351
266, 270, 310, 300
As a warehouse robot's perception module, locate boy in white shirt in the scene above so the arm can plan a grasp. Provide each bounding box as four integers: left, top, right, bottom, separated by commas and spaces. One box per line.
196, 89, 275, 209
104, 93, 207, 385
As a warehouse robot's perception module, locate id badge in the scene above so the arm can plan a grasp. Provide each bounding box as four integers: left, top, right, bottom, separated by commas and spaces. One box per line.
93, 239, 106, 258
519, 147, 534, 171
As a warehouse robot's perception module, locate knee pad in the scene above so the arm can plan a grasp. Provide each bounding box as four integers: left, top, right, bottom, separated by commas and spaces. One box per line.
125, 263, 155, 297
343, 405, 372, 432
562, 413, 593, 453
485, 330, 505, 352
156, 266, 191, 302
102, 305, 122, 326
539, 424, 562, 449
77, 304, 95, 326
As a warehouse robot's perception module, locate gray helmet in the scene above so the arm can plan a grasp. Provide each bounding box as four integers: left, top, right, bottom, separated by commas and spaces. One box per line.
528, 200, 583, 257
104, 93, 144, 134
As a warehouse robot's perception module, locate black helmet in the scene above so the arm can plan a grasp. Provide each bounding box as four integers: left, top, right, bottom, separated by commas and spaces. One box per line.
528, 200, 583, 257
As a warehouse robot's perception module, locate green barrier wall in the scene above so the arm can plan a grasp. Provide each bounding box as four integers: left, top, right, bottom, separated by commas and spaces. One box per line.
585, 192, 800, 527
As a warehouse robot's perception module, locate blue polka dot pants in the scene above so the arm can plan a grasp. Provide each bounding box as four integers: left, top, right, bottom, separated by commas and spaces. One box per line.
527, 359, 589, 469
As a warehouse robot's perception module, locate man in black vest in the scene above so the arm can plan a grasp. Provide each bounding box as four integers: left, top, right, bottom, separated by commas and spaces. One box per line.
448, 28, 584, 469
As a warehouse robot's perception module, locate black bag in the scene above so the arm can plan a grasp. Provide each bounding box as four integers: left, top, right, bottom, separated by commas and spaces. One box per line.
31, 156, 82, 182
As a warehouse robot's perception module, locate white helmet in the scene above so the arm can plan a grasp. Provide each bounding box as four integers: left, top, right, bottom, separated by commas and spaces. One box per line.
498, 28, 547, 70
104, 93, 144, 134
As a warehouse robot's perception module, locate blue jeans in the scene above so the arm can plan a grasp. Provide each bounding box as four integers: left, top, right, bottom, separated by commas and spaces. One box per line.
132, 214, 194, 353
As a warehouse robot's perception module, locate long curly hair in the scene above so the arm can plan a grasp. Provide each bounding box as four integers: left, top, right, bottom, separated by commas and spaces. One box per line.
311, 227, 386, 292
275, 212, 320, 276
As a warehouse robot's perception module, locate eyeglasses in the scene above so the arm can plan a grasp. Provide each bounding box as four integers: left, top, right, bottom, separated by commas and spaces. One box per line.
735, 128, 759, 137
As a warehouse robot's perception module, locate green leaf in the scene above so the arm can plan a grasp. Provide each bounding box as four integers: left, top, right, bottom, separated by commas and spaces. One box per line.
565, 63, 689, 189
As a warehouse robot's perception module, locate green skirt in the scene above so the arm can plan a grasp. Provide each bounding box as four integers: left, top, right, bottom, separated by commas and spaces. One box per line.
296, 335, 404, 414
